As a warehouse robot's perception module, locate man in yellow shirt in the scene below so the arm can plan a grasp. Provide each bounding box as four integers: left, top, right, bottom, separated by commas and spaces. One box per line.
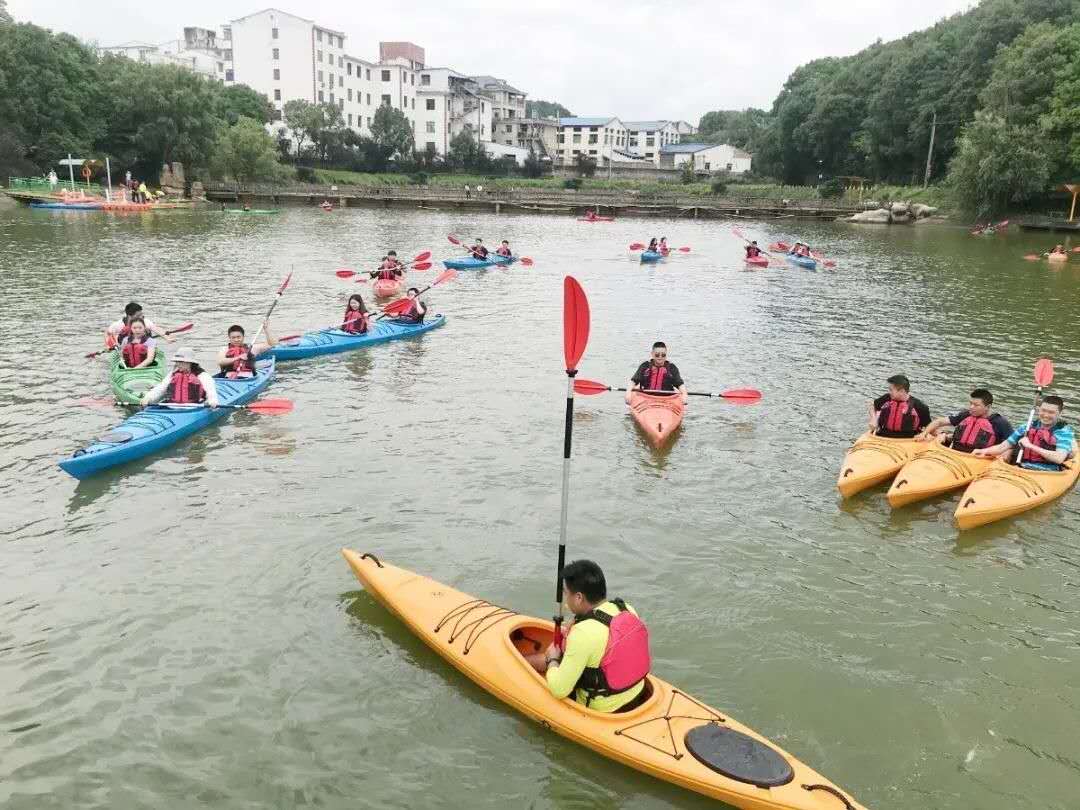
528, 560, 650, 713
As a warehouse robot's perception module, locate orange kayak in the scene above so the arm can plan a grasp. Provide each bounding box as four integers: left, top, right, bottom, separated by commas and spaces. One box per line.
628, 391, 684, 448
886, 442, 993, 507
954, 446, 1080, 529
342, 550, 867, 810
373, 278, 402, 297
837, 432, 928, 498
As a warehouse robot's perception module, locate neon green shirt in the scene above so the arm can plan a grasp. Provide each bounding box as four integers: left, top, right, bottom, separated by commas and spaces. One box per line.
546, 601, 645, 713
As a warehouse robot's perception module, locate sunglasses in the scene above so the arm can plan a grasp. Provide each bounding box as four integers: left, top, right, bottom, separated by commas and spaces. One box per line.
652, 352, 667, 358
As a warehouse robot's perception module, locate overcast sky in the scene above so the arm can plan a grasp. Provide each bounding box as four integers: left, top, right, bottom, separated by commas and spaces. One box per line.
10, 0, 976, 121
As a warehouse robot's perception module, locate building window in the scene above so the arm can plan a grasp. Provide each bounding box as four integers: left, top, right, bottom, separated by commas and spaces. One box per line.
338, 36, 343, 48
426, 141, 436, 151
274, 89, 281, 100
273, 68, 280, 80
646, 152, 654, 159
645, 137, 655, 146
272, 48, 279, 60
348, 88, 353, 101
270, 27, 277, 39
338, 56, 343, 68
381, 94, 390, 106
411, 98, 415, 109
317, 50, 323, 62
589, 126, 598, 132
410, 73, 415, 85
224, 48, 233, 61
317, 30, 323, 42
330, 92, 335, 103
589, 149, 597, 155
381, 69, 390, 81
347, 63, 353, 76
225, 68, 234, 81
339, 99, 344, 110
505, 124, 512, 133
572, 134, 581, 144
366, 117, 372, 126
726, 163, 733, 171
366, 93, 371, 105
318, 90, 324, 101
318, 70, 323, 82
348, 113, 353, 125
272, 108, 282, 121
365, 69, 371, 80
426, 121, 435, 133
338, 75, 343, 87
421, 74, 430, 85
557, 134, 565, 143
589, 135, 598, 144
425, 98, 435, 110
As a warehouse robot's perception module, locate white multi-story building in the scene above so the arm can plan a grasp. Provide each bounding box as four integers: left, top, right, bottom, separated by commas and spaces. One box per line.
659, 143, 752, 174
555, 117, 628, 166
471, 76, 526, 148
97, 41, 225, 81
624, 120, 680, 164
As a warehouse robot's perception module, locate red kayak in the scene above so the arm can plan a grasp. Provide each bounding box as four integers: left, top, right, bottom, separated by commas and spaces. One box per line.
373, 278, 402, 297
745, 256, 769, 268
578, 216, 614, 222
768, 242, 789, 252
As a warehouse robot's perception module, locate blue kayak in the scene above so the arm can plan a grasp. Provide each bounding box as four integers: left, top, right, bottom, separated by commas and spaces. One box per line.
786, 254, 818, 269
58, 358, 275, 480
491, 254, 517, 265
640, 250, 663, 263
443, 257, 495, 270
30, 202, 104, 210
268, 315, 446, 361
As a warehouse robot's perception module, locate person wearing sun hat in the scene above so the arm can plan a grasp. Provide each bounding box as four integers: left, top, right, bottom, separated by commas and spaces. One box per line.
140, 347, 219, 408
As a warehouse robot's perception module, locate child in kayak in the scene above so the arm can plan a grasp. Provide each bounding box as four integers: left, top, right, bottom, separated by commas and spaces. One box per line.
117, 317, 158, 369
470, 239, 489, 259
141, 347, 219, 408
342, 294, 369, 335
216, 322, 276, 379
627, 342, 687, 404
496, 240, 512, 258
390, 288, 428, 325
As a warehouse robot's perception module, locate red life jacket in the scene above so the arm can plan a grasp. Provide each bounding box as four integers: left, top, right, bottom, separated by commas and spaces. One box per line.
746, 245, 761, 257
951, 414, 996, 453
396, 298, 424, 323
342, 308, 368, 334
878, 399, 921, 436
121, 336, 150, 367
225, 344, 257, 378
167, 370, 206, 404
1022, 421, 1065, 465
644, 364, 669, 392
570, 599, 650, 706
496, 247, 511, 256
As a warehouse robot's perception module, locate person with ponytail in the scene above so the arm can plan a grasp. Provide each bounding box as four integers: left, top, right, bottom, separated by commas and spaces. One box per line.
342, 294, 369, 335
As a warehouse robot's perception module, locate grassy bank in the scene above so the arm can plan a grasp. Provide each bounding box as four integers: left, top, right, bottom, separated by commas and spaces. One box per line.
313, 169, 952, 209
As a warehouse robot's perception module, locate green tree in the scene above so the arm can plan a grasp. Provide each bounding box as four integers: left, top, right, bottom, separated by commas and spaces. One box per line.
574, 152, 597, 178
282, 99, 343, 161
526, 99, 572, 119
947, 113, 1052, 217
210, 115, 286, 185
0, 0, 13, 25
218, 84, 273, 125
522, 148, 545, 178
680, 160, 695, 184
446, 129, 483, 171
369, 104, 414, 161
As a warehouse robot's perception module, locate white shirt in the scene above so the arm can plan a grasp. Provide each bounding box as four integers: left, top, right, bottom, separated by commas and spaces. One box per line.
143, 370, 219, 408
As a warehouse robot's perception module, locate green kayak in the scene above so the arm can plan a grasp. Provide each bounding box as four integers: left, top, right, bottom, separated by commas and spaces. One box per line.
222, 209, 281, 214
109, 348, 166, 404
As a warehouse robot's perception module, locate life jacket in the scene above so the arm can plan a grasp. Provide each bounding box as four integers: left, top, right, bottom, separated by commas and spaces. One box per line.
796, 246, 810, 256
377, 267, 398, 280
745, 245, 761, 257
1021, 421, 1066, 466
472, 246, 488, 258
951, 414, 996, 453
396, 298, 425, 324
570, 599, 650, 706
167, 370, 206, 404
121, 336, 150, 367
878, 398, 921, 436
342, 308, 368, 334
225, 343, 257, 379
643, 363, 671, 392
496, 246, 511, 256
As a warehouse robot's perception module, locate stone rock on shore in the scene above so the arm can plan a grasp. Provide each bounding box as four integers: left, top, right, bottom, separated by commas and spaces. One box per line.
845, 200, 940, 224
847, 208, 892, 224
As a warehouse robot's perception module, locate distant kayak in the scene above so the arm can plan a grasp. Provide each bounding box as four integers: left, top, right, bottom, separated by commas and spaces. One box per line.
268, 315, 446, 361
578, 216, 614, 222
443, 257, 495, 270
785, 254, 817, 270
58, 358, 275, 479
744, 256, 769, 268
373, 278, 403, 297
640, 250, 663, 263
30, 202, 103, 210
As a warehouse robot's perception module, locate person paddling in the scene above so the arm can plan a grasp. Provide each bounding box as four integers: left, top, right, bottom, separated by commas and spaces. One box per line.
469, 238, 489, 260
627, 341, 687, 404
525, 560, 651, 714
495, 240, 512, 258
973, 395, 1074, 470
341, 294, 369, 335
370, 255, 402, 281
390, 288, 428, 325
1047, 244, 1067, 257
117, 317, 157, 369
869, 374, 932, 438
916, 388, 1012, 451
216, 322, 276, 379
108, 301, 172, 342
387, 250, 405, 273
745, 240, 763, 259
658, 237, 669, 255
141, 347, 218, 408
646, 238, 659, 253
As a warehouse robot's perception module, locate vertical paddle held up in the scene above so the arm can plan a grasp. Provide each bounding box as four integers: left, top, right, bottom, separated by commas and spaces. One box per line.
249, 271, 293, 349
1014, 357, 1054, 464
554, 276, 590, 648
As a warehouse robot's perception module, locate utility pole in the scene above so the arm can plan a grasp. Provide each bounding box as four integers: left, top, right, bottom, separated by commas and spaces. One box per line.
923, 109, 936, 188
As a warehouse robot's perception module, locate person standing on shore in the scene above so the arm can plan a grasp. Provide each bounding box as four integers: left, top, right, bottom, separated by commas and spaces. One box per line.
464, 184, 472, 199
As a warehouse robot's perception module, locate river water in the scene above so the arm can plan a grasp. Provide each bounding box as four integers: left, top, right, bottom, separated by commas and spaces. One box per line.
1, 203, 1078, 810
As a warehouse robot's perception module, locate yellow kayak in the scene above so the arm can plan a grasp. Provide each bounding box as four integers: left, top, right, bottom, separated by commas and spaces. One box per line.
342, 550, 867, 810
954, 445, 1080, 529
837, 432, 928, 498
886, 442, 993, 508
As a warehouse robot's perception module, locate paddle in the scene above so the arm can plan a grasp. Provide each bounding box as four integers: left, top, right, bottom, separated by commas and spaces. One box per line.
85, 322, 195, 359
1013, 357, 1054, 464
807, 249, 837, 268
449, 234, 532, 265
78, 397, 293, 414
335, 262, 433, 279
279, 269, 458, 341
573, 378, 762, 403
554, 276, 590, 650
731, 227, 785, 268
248, 272, 292, 350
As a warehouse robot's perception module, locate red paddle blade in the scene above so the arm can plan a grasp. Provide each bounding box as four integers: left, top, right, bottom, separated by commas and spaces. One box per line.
823, 260, 836, 268
246, 399, 293, 414
413, 251, 431, 262
335, 269, 356, 278
519, 257, 534, 266
381, 298, 411, 315
447, 234, 462, 245
720, 388, 762, 403
573, 379, 610, 395
678, 246, 691, 252
433, 269, 457, 286
629, 243, 644, 250
563, 276, 590, 372
412, 262, 432, 271
1034, 357, 1054, 387
277, 272, 293, 294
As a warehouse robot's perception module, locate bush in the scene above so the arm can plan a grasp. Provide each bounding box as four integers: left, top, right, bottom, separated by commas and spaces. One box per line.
573, 153, 597, 178
817, 177, 844, 199
409, 171, 429, 186
680, 161, 696, 184
563, 177, 582, 190
295, 165, 317, 183
710, 178, 727, 196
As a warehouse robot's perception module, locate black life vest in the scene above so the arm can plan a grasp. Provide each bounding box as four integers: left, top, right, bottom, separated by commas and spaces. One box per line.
472, 246, 488, 258
745, 245, 761, 257
951, 414, 996, 453
121, 336, 150, 367
225, 344, 257, 378
571, 599, 650, 706
1021, 421, 1066, 466
878, 399, 922, 436
167, 370, 206, 404
343, 308, 368, 334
